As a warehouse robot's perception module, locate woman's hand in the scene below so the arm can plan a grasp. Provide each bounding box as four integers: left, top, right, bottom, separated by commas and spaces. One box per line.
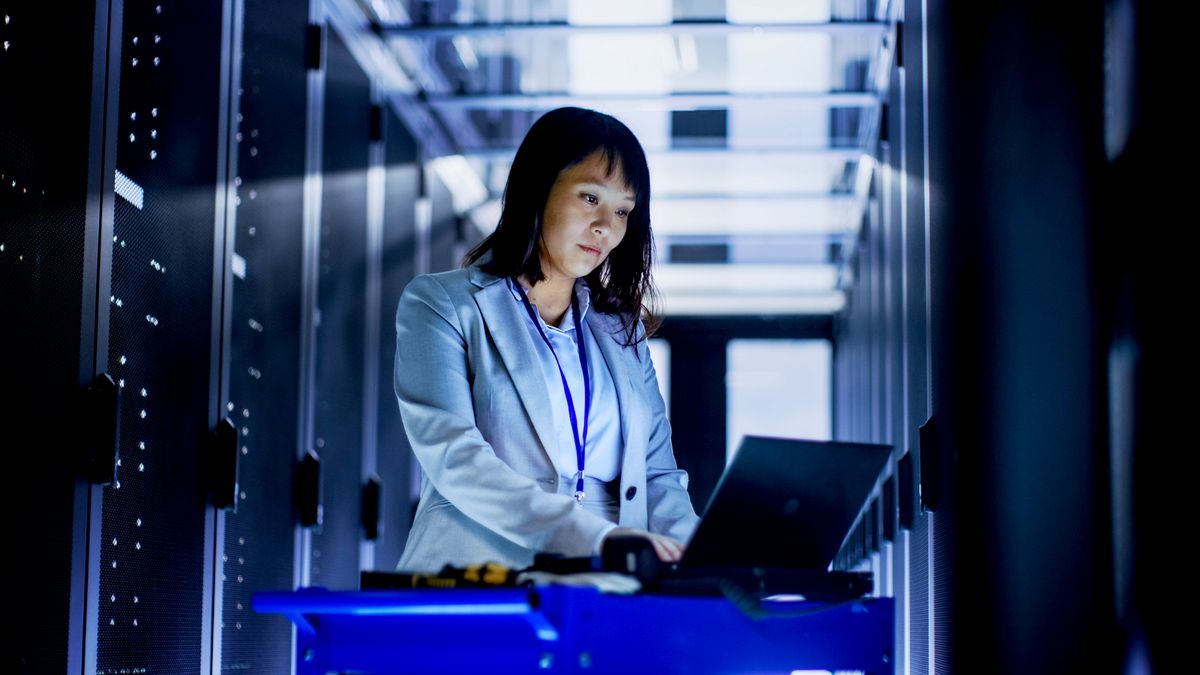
602, 527, 686, 563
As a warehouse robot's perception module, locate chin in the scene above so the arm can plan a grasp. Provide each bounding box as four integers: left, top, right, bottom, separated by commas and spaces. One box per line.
578, 262, 605, 279
566, 260, 601, 279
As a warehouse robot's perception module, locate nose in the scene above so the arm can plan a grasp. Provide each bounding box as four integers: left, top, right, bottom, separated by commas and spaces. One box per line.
592, 212, 612, 234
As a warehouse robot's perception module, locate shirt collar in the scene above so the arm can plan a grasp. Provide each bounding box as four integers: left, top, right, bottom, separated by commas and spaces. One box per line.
506, 277, 592, 331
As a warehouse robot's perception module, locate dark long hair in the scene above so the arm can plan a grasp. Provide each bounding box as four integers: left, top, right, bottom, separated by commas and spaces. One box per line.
464, 107, 658, 347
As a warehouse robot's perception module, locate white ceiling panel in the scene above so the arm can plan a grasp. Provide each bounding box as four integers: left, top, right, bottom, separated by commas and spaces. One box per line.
725, 0, 833, 24
567, 0, 673, 25
655, 263, 837, 293
656, 261, 843, 315
659, 292, 846, 315
650, 195, 855, 235
727, 101, 832, 149
728, 33, 832, 93
649, 152, 849, 196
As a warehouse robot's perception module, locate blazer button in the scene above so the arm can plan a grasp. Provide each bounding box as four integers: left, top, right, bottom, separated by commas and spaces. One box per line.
625, 486, 637, 501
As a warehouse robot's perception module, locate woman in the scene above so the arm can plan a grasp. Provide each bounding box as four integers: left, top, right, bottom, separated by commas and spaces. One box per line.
394, 107, 698, 573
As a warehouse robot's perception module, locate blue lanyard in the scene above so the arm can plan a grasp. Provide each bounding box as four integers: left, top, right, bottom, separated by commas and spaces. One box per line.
512, 279, 591, 502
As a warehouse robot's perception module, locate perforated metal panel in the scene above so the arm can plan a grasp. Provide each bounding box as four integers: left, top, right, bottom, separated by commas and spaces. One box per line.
374, 108, 419, 569
910, 515, 929, 675
96, 0, 223, 671
217, 0, 309, 670
0, 4, 98, 673
932, 511, 953, 675
308, 28, 371, 589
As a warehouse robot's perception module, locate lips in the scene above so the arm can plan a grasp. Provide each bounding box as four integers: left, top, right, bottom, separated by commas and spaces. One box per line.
578, 244, 602, 256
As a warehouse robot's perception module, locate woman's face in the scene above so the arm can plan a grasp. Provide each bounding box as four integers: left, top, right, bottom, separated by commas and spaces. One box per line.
538, 150, 635, 282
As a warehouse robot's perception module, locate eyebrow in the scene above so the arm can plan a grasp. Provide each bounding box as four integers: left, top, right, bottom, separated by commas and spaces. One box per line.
577, 177, 636, 202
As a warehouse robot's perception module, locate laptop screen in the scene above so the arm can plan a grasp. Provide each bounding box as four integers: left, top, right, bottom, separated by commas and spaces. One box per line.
682, 436, 892, 570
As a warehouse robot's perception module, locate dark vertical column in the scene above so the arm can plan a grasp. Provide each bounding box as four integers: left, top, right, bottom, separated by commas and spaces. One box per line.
375, 107, 420, 569
886, 59, 907, 460
900, 5, 934, 672
1110, 3, 1189, 671
218, 0, 308, 670
427, 168, 457, 273
94, 0, 226, 672
308, 27, 371, 590
926, 2, 1114, 671
665, 333, 725, 513
0, 2, 108, 673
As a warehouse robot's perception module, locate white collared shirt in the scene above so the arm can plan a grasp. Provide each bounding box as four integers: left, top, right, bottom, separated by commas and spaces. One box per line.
506, 278, 624, 483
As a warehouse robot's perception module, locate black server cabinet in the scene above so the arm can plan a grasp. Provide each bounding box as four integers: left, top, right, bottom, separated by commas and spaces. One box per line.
96, 0, 226, 670
218, 0, 309, 670
375, 108, 420, 569
924, 2, 1112, 670
308, 28, 372, 590
0, 3, 111, 672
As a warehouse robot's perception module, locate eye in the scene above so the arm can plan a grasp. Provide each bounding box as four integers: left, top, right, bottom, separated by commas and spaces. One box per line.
581, 193, 598, 205
615, 208, 629, 218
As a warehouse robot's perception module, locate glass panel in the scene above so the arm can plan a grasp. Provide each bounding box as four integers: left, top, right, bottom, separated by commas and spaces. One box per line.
725, 339, 831, 462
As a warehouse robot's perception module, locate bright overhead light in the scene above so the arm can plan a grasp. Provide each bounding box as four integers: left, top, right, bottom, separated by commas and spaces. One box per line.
659, 292, 845, 316
651, 196, 856, 236
568, 0, 671, 25
649, 153, 850, 196
567, 35, 673, 95
676, 35, 699, 74
428, 155, 488, 213
725, 0, 832, 24
728, 101, 831, 149
655, 263, 838, 293
728, 33, 832, 94
468, 199, 502, 235
451, 36, 478, 70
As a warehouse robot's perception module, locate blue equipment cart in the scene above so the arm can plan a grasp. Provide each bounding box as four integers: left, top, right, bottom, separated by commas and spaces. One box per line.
254, 586, 893, 674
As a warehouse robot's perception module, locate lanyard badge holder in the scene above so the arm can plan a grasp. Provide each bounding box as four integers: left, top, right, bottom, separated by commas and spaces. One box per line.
513, 279, 591, 503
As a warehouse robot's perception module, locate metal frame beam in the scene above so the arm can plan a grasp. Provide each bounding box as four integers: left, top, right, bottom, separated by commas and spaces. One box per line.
382, 20, 889, 39
424, 91, 880, 111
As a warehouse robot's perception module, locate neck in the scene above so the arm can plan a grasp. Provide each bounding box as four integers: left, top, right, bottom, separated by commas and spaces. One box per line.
521, 273, 575, 327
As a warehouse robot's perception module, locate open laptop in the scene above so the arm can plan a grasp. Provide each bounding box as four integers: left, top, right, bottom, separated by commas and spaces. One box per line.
365, 436, 891, 598
670, 435, 891, 574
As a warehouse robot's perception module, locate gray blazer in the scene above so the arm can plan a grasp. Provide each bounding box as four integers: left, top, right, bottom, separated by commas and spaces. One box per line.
394, 264, 699, 572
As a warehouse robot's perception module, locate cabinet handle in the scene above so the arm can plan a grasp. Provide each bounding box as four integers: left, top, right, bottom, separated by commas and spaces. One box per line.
294, 450, 322, 528
362, 475, 382, 541
78, 373, 121, 485
208, 417, 240, 511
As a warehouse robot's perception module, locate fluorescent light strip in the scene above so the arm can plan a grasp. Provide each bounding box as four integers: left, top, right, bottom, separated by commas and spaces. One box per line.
727, 0, 832, 24
652, 197, 855, 236
231, 252, 247, 280
655, 263, 837, 293
428, 155, 489, 213
114, 170, 144, 210
660, 292, 845, 316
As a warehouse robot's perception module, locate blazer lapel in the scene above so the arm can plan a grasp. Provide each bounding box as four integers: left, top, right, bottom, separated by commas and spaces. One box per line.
587, 311, 640, 456
470, 269, 563, 472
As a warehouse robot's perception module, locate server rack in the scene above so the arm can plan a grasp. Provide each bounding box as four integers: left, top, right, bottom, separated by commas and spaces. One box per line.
217, 0, 310, 670
1, 2, 116, 672
3, 0, 440, 670
306, 26, 372, 592
374, 108, 420, 570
